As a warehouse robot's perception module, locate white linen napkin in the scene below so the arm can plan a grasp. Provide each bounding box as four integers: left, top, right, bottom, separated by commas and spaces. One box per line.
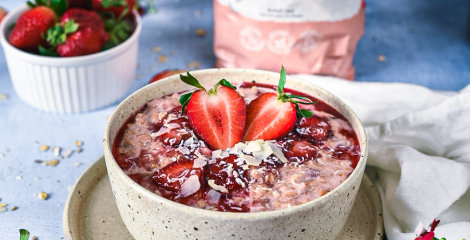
294, 74, 470, 240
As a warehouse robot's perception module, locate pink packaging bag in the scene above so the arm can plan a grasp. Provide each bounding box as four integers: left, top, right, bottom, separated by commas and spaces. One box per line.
213, 0, 365, 80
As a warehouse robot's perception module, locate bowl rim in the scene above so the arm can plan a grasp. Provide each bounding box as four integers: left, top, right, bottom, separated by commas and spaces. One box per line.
0, 4, 142, 64
103, 68, 368, 220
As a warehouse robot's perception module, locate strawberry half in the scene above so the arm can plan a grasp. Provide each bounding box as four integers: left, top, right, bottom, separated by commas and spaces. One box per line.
179, 72, 246, 150
153, 159, 203, 198
243, 66, 315, 141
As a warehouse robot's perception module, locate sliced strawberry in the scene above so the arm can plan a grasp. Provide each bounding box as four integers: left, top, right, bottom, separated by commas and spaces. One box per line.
243, 92, 296, 141
153, 159, 202, 196
179, 72, 246, 150
204, 154, 250, 193
243, 66, 315, 141
9, 6, 56, 51
149, 69, 185, 84
295, 116, 332, 142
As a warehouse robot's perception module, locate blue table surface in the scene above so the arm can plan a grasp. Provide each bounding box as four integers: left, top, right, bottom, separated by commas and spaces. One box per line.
0, 0, 469, 239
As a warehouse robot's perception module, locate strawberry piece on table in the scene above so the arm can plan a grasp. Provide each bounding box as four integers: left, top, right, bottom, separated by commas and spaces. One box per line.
149, 69, 185, 84
153, 159, 203, 198
46, 8, 109, 57
243, 66, 316, 141
92, 0, 137, 17
0, 8, 7, 24
178, 72, 246, 150
9, 6, 56, 51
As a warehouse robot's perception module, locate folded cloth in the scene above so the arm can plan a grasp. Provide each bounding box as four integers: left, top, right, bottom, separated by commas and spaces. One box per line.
294, 74, 470, 240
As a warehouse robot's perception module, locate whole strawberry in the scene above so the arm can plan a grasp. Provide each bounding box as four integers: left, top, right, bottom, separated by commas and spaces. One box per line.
243, 67, 315, 141
47, 8, 109, 57
9, 6, 56, 51
92, 0, 137, 17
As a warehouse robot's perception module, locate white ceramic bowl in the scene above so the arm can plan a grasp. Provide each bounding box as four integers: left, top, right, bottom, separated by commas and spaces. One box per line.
103, 68, 368, 240
0, 5, 142, 113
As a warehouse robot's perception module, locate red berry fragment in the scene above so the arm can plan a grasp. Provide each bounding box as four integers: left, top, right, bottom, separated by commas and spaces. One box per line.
153, 160, 203, 197
295, 116, 332, 142
205, 154, 249, 193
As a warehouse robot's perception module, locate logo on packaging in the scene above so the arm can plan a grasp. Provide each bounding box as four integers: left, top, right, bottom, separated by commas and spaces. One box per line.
267, 30, 294, 55
240, 26, 265, 52
296, 30, 321, 53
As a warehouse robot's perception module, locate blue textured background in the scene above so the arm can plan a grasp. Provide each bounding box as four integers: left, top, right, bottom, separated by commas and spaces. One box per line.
0, 0, 468, 239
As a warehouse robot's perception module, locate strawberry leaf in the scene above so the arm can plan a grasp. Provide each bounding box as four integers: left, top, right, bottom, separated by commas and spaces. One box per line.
179, 91, 194, 114
277, 66, 286, 95
215, 79, 237, 90
38, 45, 59, 56
45, 20, 79, 48
298, 109, 313, 118
102, 15, 131, 49
19, 229, 30, 240
50, 0, 67, 16
180, 72, 205, 90
101, 0, 127, 8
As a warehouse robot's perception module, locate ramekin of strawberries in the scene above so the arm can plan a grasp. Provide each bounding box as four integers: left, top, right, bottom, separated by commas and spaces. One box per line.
0, 0, 142, 113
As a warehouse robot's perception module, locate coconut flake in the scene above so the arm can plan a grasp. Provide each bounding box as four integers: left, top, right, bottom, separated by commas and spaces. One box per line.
241, 154, 262, 166
184, 137, 195, 146
243, 141, 262, 153
212, 150, 222, 159
208, 179, 228, 193
269, 143, 288, 163
180, 175, 201, 198
194, 150, 208, 160
179, 147, 191, 155
207, 189, 221, 204
164, 123, 180, 129
193, 158, 207, 168
229, 142, 247, 154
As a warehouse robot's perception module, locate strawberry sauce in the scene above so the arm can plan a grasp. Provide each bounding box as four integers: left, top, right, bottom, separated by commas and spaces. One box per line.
112, 84, 361, 212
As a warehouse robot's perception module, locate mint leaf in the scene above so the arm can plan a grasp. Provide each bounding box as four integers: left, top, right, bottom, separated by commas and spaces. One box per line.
179, 72, 205, 90
179, 91, 194, 114
19, 229, 30, 240
215, 79, 237, 90
38, 45, 59, 56
278, 66, 286, 95
298, 109, 313, 118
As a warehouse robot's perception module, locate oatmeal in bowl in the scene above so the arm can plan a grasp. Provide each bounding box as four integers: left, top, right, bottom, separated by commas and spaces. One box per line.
104, 68, 367, 240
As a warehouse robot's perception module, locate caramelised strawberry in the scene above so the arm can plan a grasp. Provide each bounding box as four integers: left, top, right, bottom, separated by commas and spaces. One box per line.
243, 67, 315, 141
9, 6, 56, 51
295, 116, 332, 142
92, 0, 137, 17
158, 117, 192, 147
281, 140, 319, 164
153, 159, 203, 198
179, 72, 246, 150
54, 9, 109, 57
149, 69, 185, 84
205, 154, 250, 193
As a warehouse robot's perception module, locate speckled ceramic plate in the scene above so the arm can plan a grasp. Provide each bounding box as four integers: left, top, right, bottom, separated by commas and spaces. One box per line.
63, 157, 384, 240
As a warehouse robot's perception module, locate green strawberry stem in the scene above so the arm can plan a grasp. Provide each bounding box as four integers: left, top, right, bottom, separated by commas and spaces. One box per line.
19, 229, 30, 240
45, 20, 79, 48
27, 0, 67, 16
178, 72, 237, 114
276, 66, 315, 118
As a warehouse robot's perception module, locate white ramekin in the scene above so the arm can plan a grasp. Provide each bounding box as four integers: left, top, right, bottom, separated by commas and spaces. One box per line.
0, 5, 142, 113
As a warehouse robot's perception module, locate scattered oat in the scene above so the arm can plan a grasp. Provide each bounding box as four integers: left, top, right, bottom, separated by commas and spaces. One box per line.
195, 28, 206, 37
152, 46, 161, 52
136, 74, 142, 80
32, 237, 38, 240
187, 61, 201, 69
34, 176, 41, 181
16, 176, 22, 180
34, 159, 43, 164
38, 192, 48, 200
0, 93, 8, 100
43, 159, 59, 166
10, 206, 18, 211
0, 204, 6, 213
194, 9, 201, 17
39, 145, 49, 151
0, 153, 4, 158
5, 148, 9, 152
75, 162, 82, 167
377, 55, 386, 62
158, 55, 167, 63
75, 140, 83, 147
64, 149, 73, 158
0, 203, 6, 207
77, 148, 83, 153
52, 146, 61, 157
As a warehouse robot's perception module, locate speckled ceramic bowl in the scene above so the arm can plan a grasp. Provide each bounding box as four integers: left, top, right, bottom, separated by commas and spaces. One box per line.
103, 68, 368, 240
